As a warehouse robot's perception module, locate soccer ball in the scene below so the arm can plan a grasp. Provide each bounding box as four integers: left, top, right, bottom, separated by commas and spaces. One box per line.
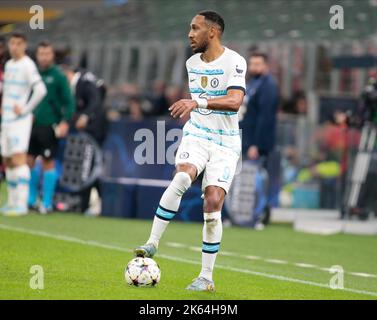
125, 257, 161, 287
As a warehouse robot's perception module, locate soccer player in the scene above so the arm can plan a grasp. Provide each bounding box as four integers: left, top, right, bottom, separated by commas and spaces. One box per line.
27, 41, 75, 214
134, 11, 246, 292
0, 32, 47, 216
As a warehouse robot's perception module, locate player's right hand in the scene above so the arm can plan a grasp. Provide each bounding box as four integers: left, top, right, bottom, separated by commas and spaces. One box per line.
169, 99, 197, 119
13, 104, 23, 116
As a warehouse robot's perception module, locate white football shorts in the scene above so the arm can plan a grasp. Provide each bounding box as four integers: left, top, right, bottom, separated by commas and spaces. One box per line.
1, 116, 33, 157
175, 133, 241, 194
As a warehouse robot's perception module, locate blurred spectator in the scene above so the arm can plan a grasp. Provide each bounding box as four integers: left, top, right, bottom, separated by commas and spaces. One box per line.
104, 84, 129, 119
121, 82, 140, 98
129, 96, 144, 121
295, 91, 308, 115
280, 109, 360, 209
281, 90, 307, 115
104, 81, 186, 121
166, 85, 184, 107
281, 146, 300, 185
147, 80, 169, 116
280, 148, 341, 209
313, 109, 361, 208
314, 109, 360, 175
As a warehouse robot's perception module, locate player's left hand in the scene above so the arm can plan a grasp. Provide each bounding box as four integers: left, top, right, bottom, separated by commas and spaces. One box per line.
169, 99, 198, 119
13, 104, 23, 116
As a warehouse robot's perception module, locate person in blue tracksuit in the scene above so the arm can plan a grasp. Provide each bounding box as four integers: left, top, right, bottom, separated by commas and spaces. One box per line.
240, 52, 279, 158
239, 52, 279, 228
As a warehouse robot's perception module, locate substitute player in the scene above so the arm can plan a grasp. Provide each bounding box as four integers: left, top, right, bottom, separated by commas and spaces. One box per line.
135, 11, 246, 292
28, 41, 75, 214
0, 32, 47, 216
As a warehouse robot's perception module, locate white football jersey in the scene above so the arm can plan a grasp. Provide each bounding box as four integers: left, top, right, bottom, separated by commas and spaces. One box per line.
184, 47, 246, 154
1, 55, 42, 124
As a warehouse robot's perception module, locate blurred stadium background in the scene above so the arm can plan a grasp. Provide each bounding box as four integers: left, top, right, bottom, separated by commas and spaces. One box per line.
1, 0, 377, 235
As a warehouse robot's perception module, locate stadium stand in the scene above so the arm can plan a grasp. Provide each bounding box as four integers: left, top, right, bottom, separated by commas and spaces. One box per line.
16, 0, 377, 42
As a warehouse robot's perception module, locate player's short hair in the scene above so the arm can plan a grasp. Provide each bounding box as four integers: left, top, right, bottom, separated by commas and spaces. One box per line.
198, 10, 225, 34
37, 40, 54, 52
250, 51, 269, 63
9, 31, 27, 42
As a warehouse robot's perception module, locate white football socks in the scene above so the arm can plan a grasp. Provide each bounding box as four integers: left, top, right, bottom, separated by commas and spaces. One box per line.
147, 172, 192, 247
13, 164, 31, 210
199, 211, 223, 282
5, 167, 17, 207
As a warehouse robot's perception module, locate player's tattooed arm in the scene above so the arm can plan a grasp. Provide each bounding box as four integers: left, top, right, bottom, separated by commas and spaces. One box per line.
205, 89, 244, 112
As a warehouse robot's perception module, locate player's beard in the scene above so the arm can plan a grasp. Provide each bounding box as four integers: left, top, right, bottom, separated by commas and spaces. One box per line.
193, 40, 209, 54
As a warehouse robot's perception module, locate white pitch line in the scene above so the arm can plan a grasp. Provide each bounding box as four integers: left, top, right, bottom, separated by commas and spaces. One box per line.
349, 272, 377, 278
166, 242, 186, 248
1, 223, 377, 298
294, 263, 318, 268
166, 242, 377, 279
188, 246, 202, 252
265, 259, 288, 265
246, 255, 262, 260
220, 251, 238, 257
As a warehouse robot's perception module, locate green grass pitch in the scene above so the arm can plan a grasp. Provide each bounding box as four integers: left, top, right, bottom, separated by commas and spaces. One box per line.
0, 212, 376, 300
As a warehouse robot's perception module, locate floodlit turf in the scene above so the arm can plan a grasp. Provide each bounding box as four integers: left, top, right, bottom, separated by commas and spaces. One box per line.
0, 212, 376, 300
